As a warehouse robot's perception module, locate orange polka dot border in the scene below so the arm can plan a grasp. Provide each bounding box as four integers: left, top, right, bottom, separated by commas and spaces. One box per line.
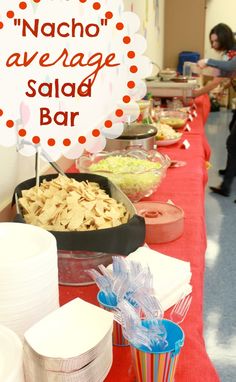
0, 0, 142, 147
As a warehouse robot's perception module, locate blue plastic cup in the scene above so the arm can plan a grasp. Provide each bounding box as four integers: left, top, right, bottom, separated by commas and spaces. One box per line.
97, 291, 129, 347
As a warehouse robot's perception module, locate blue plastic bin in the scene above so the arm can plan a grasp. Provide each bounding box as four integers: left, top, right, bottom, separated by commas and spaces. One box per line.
177, 51, 200, 74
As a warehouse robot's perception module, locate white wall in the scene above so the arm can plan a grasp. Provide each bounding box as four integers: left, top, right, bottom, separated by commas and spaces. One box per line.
205, 0, 236, 58
0, 148, 19, 209
124, 0, 164, 72
0, 148, 46, 211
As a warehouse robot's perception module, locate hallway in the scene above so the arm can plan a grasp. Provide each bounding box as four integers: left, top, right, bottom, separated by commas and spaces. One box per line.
204, 109, 236, 381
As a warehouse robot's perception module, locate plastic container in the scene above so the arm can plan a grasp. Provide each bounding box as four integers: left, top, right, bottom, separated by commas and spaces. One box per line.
135, 201, 184, 244
177, 51, 200, 74
183, 62, 192, 78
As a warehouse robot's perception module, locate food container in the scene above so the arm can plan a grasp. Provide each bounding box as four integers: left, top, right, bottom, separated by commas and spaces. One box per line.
58, 250, 115, 286
156, 110, 188, 129
13, 173, 145, 285
171, 76, 189, 83
105, 123, 157, 152
159, 69, 177, 81
76, 148, 170, 203
135, 201, 184, 244
136, 99, 153, 124
155, 122, 182, 145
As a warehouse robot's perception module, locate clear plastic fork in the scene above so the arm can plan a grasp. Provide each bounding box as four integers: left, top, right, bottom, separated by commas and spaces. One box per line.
170, 293, 192, 324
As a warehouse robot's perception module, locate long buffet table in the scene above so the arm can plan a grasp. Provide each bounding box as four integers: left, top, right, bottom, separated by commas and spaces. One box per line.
60, 94, 220, 382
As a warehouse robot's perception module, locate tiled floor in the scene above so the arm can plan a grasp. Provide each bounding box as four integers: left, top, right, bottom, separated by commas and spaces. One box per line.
204, 109, 236, 381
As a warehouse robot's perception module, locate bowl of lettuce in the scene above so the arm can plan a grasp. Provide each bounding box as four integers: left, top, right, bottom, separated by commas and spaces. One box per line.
76, 148, 170, 202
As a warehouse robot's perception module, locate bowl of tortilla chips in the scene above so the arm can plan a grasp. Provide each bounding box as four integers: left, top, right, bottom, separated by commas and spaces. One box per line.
13, 173, 145, 285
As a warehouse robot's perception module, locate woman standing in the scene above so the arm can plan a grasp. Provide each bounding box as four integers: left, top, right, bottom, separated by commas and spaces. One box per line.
195, 23, 236, 198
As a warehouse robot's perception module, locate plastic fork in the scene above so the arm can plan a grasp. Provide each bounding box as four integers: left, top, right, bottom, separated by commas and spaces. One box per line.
170, 294, 192, 324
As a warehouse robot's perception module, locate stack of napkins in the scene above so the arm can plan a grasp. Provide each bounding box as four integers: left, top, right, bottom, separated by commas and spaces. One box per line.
0, 223, 59, 338
0, 324, 25, 382
126, 247, 192, 311
23, 298, 113, 382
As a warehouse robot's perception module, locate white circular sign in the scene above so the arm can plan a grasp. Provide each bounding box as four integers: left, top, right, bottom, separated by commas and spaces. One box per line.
0, 0, 151, 160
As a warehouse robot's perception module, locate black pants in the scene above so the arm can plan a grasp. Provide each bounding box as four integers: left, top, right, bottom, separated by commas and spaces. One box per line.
221, 116, 236, 193
229, 109, 236, 131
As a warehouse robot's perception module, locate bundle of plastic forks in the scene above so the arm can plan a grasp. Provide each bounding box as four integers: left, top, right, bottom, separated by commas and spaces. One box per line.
87, 256, 154, 308
117, 298, 167, 351
86, 268, 117, 306
88, 257, 170, 350
88, 257, 192, 353
134, 292, 163, 320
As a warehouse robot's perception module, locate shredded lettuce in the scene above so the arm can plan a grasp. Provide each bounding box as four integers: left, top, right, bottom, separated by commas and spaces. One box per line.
89, 156, 163, 201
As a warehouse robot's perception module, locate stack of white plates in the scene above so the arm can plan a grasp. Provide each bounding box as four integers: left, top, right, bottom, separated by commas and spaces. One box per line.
0, 223, 59, 338
23, 298, 114, 382
0, 324, 25, 382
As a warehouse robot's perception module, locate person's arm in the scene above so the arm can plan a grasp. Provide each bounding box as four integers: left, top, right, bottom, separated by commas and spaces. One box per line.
197, 57, 236, 72
207, 57, 236, 72
192, 77, 224, 97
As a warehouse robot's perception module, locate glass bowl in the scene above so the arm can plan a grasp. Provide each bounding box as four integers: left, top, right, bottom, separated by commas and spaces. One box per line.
76, 148, 170, 203
58, 250, 115, 286
155, 110, 188, 129
159, 69, 177, 81
136, 99, 153, 124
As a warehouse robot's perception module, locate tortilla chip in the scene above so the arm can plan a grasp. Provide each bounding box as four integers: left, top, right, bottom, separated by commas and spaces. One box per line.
18, 175, 130, 231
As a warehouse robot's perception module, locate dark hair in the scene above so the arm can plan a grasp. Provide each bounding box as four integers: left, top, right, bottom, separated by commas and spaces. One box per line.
209, 23, 235, 51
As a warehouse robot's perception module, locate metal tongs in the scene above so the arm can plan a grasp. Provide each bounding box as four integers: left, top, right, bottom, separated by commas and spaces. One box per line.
14, 192, 25, 223
17, 139, 66, 187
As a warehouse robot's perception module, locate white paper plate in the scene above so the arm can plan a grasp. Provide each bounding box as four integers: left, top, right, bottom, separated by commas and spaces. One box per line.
0, 223, 57, 267
24, 339, 112, 382
0, 325, 24, 382
0, 224, 59, 338
156, 137, 182, 146
24, 298, 113, 362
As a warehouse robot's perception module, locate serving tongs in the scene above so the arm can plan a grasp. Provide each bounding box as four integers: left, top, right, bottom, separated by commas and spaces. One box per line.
37, 147, 66, 177
17, 139, 66, 187
13, 192, 25, 223
14, 140, 66, 220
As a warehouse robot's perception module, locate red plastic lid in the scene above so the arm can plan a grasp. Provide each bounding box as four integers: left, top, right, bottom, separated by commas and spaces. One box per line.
134, 201, 184, 243
135, 201, 184, 225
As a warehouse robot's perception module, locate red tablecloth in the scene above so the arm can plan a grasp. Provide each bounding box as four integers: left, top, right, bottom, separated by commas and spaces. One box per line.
60, 94, 220, 382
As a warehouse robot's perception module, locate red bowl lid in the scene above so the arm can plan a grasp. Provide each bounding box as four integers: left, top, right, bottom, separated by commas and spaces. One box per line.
134, 201, 184, 225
